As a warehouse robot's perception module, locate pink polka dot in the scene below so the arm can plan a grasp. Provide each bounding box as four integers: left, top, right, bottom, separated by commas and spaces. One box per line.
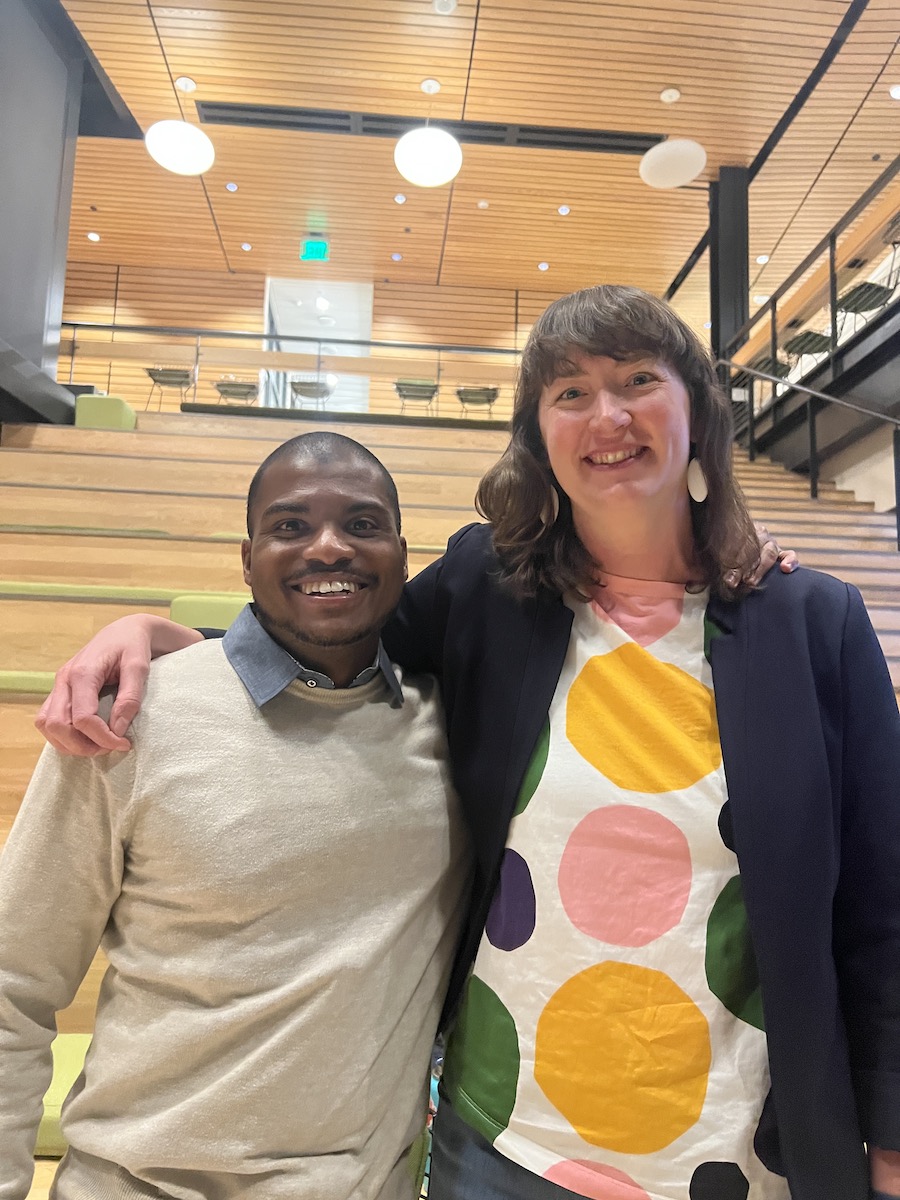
558, 805, 692, 946
544, 1159, 651, 1199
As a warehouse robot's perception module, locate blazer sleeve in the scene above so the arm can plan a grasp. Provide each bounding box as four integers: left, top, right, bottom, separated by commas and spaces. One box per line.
382, 522, 485, 676
831, 583, 900, 1149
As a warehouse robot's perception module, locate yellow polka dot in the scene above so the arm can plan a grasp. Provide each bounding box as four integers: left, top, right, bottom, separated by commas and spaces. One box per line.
535, 962, 711, 1154
566, 643, 720, 792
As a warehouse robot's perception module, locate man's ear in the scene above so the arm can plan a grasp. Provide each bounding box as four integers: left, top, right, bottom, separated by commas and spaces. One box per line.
400, 535, 409, 582
241, 538, 252, 588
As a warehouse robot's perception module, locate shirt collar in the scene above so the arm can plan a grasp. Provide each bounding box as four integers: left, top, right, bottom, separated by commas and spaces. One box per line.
222, 604, 403, 708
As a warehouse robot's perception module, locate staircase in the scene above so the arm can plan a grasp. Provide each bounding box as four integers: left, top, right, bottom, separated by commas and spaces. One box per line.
733, 446, 900, 690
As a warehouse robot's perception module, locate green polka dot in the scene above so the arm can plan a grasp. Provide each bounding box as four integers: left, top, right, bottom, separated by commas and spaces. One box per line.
515, 720, 550, 816
705, 875, 764, 1030
442, 976, 520, 1142
703, 613, 724, 666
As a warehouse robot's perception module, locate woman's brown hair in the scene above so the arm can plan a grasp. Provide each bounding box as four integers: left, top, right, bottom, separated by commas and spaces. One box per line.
476, 284, 760, 600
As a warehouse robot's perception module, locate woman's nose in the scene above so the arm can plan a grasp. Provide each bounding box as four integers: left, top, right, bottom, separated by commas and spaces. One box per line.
588, 390, 631, 430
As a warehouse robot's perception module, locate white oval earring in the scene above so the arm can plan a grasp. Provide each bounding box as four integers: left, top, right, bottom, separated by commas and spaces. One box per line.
541, 484, 560, 527
687, 457, 709, 504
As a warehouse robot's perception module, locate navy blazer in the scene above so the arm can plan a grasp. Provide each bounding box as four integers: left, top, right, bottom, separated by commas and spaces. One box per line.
382, 521, 900, 1200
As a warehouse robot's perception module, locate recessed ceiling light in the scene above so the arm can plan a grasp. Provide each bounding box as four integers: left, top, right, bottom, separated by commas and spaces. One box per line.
557, 204, 571, 216
325, 373, 339, 389
86, 231, 101, 242
225, 182, 238, 192
420, 78, 441, 95
703, 321, 712, 329
756, 254, 770, 265
753, 294, 770, 304
315, 296, 330, 313
391, 252, 403, 261
538, 262, 549, 271
433, 0, 457, 12
240, 242, 252, 251
394, 193, 407, 204
660, 87, 681, 104
477, 199, 490, 209
889, 84, 900, 100
174, 76, 197, 93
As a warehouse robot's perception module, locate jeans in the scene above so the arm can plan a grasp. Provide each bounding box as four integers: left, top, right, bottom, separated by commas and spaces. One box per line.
427, 1097, 587, 1200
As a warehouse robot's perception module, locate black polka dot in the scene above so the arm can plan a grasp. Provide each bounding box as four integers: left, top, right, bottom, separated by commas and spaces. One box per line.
718, 800, 736, 852
690, 1161, 749, 1200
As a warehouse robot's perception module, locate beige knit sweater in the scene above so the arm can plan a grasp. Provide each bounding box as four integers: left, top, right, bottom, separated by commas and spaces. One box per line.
0, 638, 470, 1200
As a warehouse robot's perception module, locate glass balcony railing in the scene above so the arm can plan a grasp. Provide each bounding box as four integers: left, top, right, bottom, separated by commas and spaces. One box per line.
58, 325, 521, 424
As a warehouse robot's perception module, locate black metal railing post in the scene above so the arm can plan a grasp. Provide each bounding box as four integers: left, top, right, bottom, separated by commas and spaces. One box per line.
894, 428, 900, 552
747, 377, 756, 461
828, 231, 839, 355
808, 399, 819, 499
769, 301, 778, 404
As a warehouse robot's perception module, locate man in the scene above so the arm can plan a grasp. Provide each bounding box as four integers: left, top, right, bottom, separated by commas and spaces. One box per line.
0, 432, 470, 1199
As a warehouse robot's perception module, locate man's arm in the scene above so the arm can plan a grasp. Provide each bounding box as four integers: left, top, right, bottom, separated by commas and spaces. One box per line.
35, 615, 201, 755
0, 741, 131, 1198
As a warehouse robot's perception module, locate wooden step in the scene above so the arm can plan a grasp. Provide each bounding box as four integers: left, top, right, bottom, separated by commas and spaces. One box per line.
0, 484, 476, 543
0, 425, 501, 478
137, 410, 511, 450
0, 450, 481, 509
0, 531, 440, 591
0, 597, 170, 671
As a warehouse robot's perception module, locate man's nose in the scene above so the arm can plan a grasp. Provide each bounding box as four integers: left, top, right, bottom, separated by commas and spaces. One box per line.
588, 389, 631, 431
303, 525, 353, 563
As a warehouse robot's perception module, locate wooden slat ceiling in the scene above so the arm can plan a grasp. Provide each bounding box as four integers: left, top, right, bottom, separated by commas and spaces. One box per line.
61, 0, 899, 334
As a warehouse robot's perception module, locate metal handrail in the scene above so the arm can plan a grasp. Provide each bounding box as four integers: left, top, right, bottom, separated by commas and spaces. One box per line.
719, 357, 900, 551
60, 320, 521, 359
717, 360, 900, 427
724, 153, 900, 357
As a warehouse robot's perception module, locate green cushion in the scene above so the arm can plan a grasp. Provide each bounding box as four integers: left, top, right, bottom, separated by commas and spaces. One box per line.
0, 671, 55, 695
74, 395, 136, 431
35, 1034, 92, 1157
169, 593, 247, 629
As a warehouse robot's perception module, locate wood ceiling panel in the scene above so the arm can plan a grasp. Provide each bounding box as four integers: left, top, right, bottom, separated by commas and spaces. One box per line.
59, 0, 898, 340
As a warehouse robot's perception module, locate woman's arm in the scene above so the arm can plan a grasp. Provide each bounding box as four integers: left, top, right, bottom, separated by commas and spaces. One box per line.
831, 586, 900, 1182
35, 615, 202, 755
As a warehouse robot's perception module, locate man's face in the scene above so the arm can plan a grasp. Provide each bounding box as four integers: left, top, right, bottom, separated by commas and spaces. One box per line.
242, 455, 407, 671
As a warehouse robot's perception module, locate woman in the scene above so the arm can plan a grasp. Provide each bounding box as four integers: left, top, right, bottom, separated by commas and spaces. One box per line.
37, 287, 900, 1200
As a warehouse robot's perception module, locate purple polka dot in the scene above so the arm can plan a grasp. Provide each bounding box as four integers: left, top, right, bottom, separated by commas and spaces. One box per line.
486, 849, 536, 951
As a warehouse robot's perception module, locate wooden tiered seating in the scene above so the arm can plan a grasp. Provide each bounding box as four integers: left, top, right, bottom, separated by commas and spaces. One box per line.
4, 411, 900, 1096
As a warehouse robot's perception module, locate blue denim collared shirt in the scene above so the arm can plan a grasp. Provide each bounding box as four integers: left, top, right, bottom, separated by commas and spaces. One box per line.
221, 604, 403, 708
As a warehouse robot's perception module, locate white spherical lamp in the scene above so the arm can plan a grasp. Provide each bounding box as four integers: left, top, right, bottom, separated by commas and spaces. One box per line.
144, 120, 216, 176
393, 126, 463, 188
639, 138, 707, 189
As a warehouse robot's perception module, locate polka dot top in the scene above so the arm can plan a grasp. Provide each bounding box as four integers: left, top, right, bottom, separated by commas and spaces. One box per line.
441, 577, 790, 1200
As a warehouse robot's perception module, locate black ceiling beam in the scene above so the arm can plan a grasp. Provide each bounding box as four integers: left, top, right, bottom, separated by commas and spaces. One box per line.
197, 101, 664, 157
664, 0, 872, 301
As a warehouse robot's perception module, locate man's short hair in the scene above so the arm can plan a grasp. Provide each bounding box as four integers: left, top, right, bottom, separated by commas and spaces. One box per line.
246, 432, 402, 536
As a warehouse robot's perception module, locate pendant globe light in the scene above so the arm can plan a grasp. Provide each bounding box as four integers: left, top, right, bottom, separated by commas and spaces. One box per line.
394, 126, 463, 188
638, 138, 707, 189
144, 120, 216, 176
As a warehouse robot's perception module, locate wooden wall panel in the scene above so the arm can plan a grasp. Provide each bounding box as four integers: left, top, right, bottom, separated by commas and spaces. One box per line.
60, 262, 266, 409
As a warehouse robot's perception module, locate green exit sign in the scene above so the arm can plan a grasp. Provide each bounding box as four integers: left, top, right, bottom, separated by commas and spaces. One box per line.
301, 239, 329, 261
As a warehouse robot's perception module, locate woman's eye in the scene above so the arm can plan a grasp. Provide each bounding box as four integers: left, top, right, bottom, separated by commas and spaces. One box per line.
559, 387, 583, 402
630, 372, 654, 386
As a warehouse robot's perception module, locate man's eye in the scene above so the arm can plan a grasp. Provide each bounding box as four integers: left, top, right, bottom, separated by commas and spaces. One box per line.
349, 519, 378, 533
275, 520, 304, 533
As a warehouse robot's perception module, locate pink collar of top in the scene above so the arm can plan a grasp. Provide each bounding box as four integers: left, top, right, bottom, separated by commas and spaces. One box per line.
587, 573, 708, 648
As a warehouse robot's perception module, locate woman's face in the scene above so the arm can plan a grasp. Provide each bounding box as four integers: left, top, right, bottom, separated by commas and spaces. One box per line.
537, 351, 692, 526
